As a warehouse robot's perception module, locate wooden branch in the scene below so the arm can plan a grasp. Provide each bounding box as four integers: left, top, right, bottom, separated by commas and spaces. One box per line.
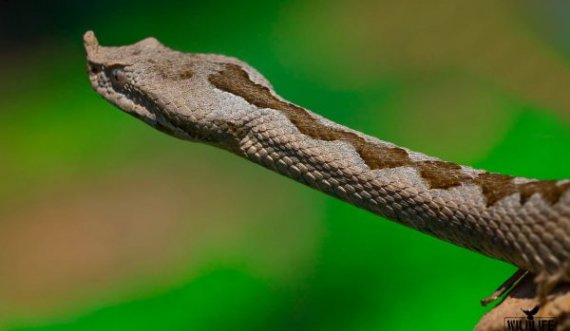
476, 275, 570, 330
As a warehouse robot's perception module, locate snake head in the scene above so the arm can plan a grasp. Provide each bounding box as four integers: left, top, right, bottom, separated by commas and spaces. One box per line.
84, 30, 190, 138
84, 31, 273, 146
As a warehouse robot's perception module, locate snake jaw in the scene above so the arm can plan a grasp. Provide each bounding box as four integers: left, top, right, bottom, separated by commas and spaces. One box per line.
87, 65, 185, 139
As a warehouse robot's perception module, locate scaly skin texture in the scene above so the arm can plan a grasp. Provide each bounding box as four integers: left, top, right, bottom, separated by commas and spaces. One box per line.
84, 31, 570, 296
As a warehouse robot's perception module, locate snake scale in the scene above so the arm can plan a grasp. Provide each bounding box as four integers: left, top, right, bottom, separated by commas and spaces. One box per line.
84, 31, 570, 299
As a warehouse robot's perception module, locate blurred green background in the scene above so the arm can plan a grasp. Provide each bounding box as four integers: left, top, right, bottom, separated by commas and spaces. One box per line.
1, 0, 569, 330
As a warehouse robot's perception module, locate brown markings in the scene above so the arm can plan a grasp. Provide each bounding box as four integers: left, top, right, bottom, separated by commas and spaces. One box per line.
208, 64, 415, 170
472, 173, 570, 206
208, 64, 284, 111
473, 173, 517, 206
176, 69, 192, 79
417, 161, 472, 189
519, 180, 570, 205
158, 64, 193, 80
177, 69, 193, 80
208, 63, 569, 206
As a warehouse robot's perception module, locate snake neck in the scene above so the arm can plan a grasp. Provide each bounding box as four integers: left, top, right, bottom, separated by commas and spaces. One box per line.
229, 108, 570, 280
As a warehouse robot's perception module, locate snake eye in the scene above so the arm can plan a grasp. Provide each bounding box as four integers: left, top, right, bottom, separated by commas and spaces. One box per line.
110, 68, 128, 86
88, 62, 99, 74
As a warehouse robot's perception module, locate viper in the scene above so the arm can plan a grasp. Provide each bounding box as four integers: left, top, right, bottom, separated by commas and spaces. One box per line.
84, 31, 570, 304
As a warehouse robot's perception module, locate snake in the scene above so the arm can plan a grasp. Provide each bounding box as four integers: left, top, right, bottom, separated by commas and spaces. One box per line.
83, 31, 570, 300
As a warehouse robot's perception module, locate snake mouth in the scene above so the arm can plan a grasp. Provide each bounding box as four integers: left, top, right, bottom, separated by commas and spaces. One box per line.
84, 32, 192, 139
84, 31, 212, 142
87, 63, 155, 123
84, 31, 161, 129
87, 62, 195, 140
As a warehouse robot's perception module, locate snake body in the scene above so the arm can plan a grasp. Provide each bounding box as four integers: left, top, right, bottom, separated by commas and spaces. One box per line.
84, 31, 570, 293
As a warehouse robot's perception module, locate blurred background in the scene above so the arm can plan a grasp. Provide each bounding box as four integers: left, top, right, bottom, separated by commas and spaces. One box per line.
1, 0, 569, 330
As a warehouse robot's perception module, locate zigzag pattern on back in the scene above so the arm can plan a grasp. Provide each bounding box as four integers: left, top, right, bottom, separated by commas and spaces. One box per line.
208, 63, 570, 207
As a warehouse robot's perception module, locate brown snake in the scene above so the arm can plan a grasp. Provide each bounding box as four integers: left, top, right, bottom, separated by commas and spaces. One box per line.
84, 31, 570, 300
